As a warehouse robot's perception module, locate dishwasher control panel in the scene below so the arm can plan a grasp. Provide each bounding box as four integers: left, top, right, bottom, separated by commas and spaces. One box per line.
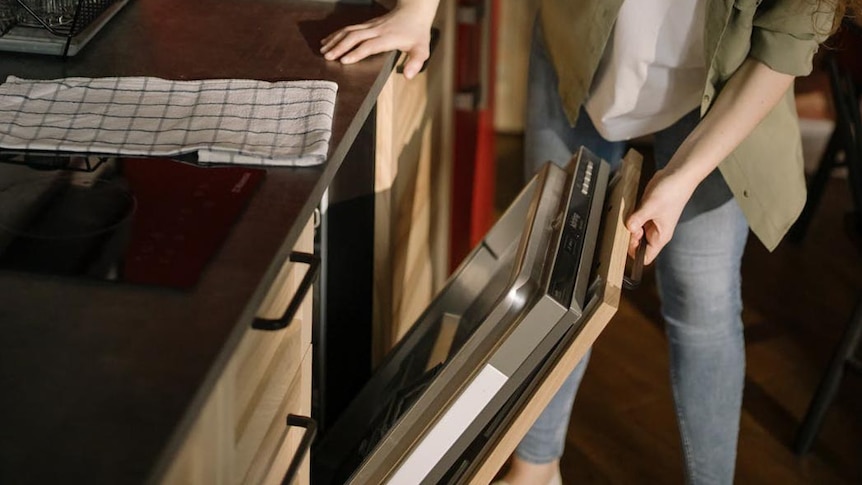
548, 148, 610, 312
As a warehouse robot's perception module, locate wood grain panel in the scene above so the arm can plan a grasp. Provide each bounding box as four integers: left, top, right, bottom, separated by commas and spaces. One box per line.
234, 322, 308, 483
160, 217, 315, 484
494, 0, 539, 133
162, 375, 236, 484
244, 348, 313, 485
373, 0, 456, 361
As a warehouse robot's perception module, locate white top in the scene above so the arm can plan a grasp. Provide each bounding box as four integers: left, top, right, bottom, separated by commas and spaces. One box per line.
584, 0, 708, 141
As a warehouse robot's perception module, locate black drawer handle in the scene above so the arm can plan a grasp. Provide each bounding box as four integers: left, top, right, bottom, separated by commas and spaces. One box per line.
253, 252, 320, 331
281, 414, 317, 485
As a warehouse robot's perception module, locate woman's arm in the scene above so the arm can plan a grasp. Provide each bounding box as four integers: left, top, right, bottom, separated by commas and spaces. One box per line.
320, 0, 441, 79
626, 58, 795, 264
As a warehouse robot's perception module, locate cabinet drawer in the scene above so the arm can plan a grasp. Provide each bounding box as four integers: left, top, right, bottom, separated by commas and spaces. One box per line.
235, 216, 315, 470
243, 348, 312, 485
161, 216, 315, 485
240, 216, 314, 410
233, 315, 310, 482
254, 216, 315, 347
162, 327, 310, 484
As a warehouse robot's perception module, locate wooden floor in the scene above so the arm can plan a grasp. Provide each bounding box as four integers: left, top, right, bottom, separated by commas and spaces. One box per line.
493, 134, 862, 484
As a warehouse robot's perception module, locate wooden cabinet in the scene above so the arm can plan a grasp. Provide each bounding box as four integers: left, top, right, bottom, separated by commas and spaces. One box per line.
161, 218, 316, 485
373, 0, 456, 360
494, 0, 538, 133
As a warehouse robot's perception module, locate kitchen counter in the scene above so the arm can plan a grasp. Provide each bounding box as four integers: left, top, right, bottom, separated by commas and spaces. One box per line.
0, 0, 396, 482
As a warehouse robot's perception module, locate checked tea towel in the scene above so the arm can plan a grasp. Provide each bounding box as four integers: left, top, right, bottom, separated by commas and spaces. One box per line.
0, 76, 338, 166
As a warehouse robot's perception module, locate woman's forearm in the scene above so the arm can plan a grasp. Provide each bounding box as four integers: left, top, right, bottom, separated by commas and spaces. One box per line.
665, 57, 795, 187
625, 58, 796, 263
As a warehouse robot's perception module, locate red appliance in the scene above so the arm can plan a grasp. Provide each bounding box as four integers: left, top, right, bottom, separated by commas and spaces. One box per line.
450, 0, 498, 272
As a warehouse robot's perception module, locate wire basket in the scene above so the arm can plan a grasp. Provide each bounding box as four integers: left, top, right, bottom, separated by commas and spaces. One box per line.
0, 1, 17, 35
0, 0, 125, 56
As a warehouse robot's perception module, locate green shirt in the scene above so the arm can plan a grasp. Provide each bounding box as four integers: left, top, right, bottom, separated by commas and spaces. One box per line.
540, 0, 834, 250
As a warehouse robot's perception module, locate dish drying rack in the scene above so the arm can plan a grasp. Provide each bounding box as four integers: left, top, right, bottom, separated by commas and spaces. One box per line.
0, 0, 128, 57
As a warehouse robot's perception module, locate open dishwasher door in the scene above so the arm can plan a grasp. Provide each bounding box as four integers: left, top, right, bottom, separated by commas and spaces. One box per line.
313, 147, 614, 485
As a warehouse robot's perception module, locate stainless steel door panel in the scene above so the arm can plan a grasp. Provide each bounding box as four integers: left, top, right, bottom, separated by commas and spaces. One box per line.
386, 295, 568, 484
314, 149, 611, 485
392, 152, 610, 483
429, 290, 606, 484
346, 164, 569, 485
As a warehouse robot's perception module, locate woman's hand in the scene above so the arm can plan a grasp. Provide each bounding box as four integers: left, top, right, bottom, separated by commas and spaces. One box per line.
625, 168, 697, 265
320, 1, 439, 79
625, 57, 796, 265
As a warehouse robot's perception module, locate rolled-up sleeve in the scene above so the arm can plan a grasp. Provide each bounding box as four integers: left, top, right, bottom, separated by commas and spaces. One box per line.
749, 0, 834, 76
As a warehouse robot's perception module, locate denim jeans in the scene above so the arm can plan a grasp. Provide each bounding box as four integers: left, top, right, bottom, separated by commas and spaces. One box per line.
517, 23, 749, 485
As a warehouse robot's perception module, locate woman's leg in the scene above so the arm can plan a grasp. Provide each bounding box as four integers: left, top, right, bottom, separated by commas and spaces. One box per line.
509, 20, 625, 482
652, 111, 748, 485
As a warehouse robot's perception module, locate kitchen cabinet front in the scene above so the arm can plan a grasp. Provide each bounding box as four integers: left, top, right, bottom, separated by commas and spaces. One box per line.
0, 1, 640, 483
161, 218, 315, 485
0, 1, 394, 483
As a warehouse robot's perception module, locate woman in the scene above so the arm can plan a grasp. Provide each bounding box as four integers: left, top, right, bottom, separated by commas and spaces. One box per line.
320, 1, 858, 483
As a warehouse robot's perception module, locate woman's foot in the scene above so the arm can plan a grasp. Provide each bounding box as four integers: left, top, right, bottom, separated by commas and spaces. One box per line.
493, 456, 562, 485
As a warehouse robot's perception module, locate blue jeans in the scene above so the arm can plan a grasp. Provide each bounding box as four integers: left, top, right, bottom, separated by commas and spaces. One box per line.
517, 24, 748, 485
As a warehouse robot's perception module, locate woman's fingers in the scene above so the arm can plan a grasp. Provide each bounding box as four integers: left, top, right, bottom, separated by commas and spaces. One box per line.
624, 167, 696, 265
321, 17, 386, 52
625, 195, 674, 265
320, 7, 434, 76
626, 210, 656, 264
642, 221, 663, 265
339, 36, 398, 64
626, 211, 644, 256
322, 27, 382, 61
400, 41, 432, 78
320, 30, 349, 54
626, 215, 665, 265
321, 26, 431, 79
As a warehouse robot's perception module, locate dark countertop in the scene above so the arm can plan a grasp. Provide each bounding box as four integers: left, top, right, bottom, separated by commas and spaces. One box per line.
0, 0, 394, 482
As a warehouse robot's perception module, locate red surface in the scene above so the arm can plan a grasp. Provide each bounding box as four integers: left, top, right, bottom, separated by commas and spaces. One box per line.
121, 158, 264, 287
450, 0, 498, 272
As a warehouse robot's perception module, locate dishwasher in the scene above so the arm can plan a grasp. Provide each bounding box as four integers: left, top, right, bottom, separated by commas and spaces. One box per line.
312, 146, 624, 485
